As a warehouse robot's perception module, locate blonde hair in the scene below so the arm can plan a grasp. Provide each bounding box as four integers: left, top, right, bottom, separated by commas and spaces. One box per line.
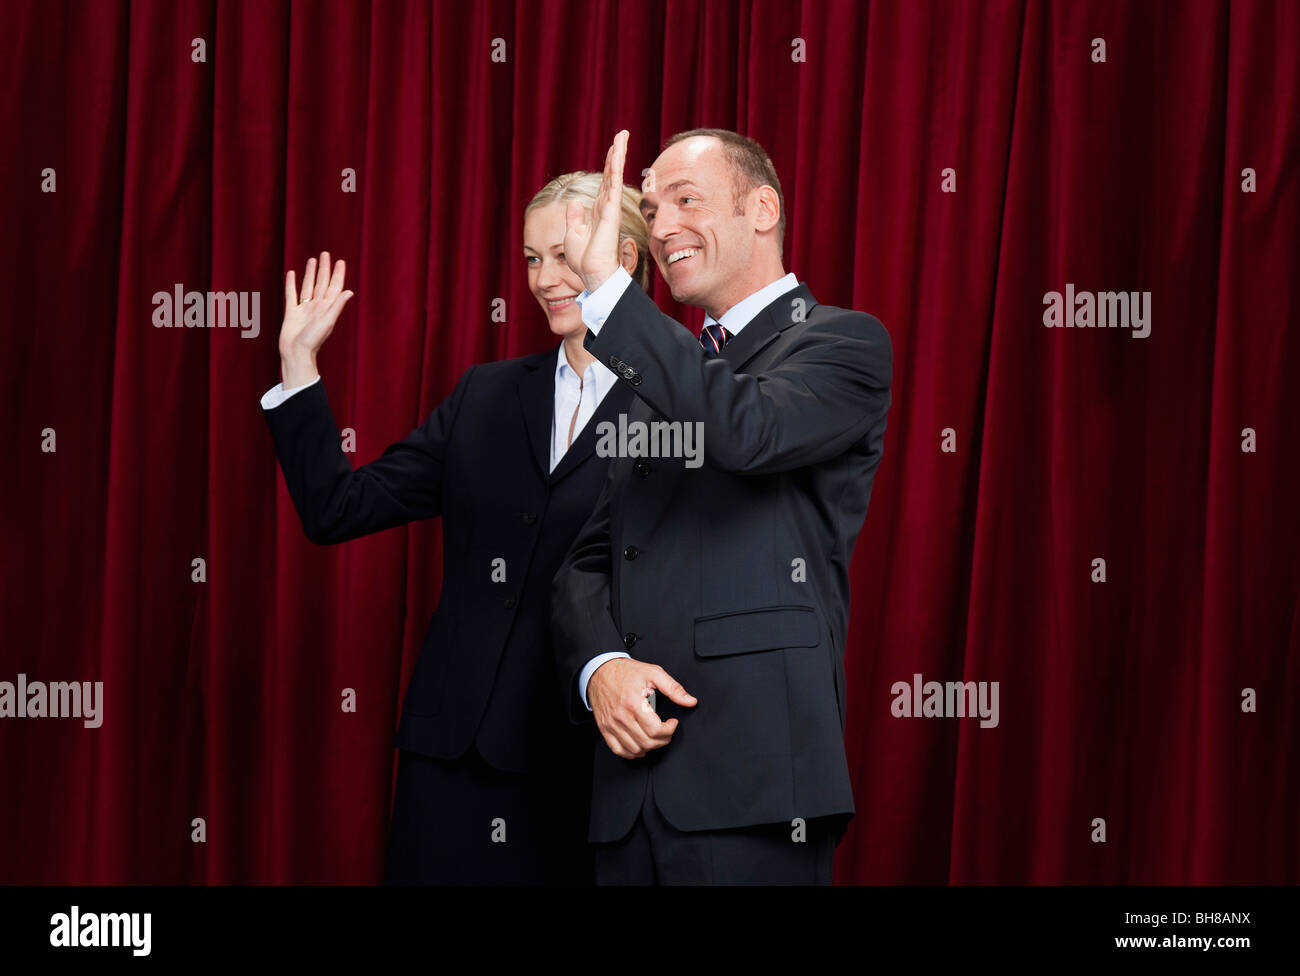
526, 172, 650, 290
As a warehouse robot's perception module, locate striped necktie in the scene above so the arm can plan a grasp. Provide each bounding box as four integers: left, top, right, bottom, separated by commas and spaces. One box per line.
698, 322, 731, 357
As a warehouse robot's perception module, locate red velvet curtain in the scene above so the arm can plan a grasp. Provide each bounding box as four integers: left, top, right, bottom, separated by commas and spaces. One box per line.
1, 0, 1295, 883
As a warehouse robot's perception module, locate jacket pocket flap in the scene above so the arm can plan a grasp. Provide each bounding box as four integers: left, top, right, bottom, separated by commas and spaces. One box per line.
693, 605, 819, 658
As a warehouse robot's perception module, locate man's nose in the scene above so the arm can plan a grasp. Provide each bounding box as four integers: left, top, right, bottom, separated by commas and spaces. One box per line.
651, 209, 680, 242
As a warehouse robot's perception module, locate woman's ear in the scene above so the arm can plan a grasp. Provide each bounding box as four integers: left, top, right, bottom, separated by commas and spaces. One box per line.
619, 238, 639, 277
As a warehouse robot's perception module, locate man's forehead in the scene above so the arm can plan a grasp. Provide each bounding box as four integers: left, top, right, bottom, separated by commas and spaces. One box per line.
643, 138, 725, 204
656, 135, 721, 168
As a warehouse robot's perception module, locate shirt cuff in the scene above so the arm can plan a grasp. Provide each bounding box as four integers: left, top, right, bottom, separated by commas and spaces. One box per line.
578, 651, 631, 710
261, 374, 321, 410
575, 265, 633, 335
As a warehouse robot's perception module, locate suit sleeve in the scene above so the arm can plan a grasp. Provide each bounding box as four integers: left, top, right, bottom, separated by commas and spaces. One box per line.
552, 462, 627, 723
262, 367, 474, 545
585, 283, 892, 476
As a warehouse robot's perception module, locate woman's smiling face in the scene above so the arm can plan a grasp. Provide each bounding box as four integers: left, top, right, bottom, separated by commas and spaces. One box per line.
524, 203, 586, 339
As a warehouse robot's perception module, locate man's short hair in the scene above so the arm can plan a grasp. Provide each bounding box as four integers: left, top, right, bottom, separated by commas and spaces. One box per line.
662, 128, 786, 251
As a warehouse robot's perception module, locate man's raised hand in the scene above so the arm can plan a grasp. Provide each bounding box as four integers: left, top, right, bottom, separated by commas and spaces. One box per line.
279, 251, 354, 388
563, 129, 630, 294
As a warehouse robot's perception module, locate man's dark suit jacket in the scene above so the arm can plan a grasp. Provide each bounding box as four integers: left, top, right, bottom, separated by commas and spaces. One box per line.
552, 280, 892, 841
263, 346, 634, 775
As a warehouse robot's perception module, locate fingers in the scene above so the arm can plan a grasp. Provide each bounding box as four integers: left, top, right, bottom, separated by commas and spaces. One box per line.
611, 129, 627, 187
642, 716, 678, 747
601, 130, 627, 193
300, 257, 316, 303
324, 289, 354, 322
597, 705, 643, 758
314, 251, 331, 299
593, 130, 628, 227
628, 693, 674, 741
603, 716, 673, 760
327, 258, 346, 300
565, 199, 587, 233
610, 686, 679, 758
596, 696, 670, 759
295, 253, 347, 305
649, 666, 698, 707
602, 725, 643, 760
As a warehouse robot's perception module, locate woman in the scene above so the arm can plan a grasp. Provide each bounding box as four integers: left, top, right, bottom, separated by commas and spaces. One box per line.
261, 172, 651, 883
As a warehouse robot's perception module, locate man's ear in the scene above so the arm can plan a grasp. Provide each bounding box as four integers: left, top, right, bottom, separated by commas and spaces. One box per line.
619, 238, 639, 276
752, 186, 781, 234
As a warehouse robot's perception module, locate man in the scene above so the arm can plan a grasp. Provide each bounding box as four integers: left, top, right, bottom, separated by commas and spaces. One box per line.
552, 128, 893, 883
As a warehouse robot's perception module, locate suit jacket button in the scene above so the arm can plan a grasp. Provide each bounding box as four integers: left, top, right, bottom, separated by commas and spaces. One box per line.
521, 513, 536, 524
623, 632, 637, 649
504, 596, 516, 609
635, 461, 652, 477
629, 374, 643, 386
608, 355, 621, 369
623, 545, 639, 560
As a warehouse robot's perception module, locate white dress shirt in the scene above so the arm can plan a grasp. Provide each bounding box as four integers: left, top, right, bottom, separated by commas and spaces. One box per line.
550, 344, 617, 472
571, 266, 800, 709
260, 373, 321, 411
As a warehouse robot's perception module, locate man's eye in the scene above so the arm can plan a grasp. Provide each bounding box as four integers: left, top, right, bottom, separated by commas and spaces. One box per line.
680, 196, 695, 205
645, 212, 656, 223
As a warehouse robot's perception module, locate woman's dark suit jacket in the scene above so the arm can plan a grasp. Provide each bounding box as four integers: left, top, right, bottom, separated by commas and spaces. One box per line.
262, 345, 634, 775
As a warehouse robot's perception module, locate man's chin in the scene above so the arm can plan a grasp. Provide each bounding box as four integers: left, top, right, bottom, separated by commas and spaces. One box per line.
667, 281, 696, 306
665, 268, 711, 308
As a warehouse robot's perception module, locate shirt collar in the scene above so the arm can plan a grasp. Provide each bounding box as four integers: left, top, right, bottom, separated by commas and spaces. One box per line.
702, 272, 800, 337
555, 342, 616, 392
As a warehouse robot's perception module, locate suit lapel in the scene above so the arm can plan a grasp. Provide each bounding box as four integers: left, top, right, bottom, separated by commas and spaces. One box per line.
518, 351, 555, 480
720, 282, 818, 372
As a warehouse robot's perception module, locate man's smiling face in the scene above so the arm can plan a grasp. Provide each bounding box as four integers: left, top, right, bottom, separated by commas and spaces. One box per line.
640, 136, 758, 317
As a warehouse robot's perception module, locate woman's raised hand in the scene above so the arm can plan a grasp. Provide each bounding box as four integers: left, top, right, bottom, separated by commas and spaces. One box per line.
279, 251, 354, 387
